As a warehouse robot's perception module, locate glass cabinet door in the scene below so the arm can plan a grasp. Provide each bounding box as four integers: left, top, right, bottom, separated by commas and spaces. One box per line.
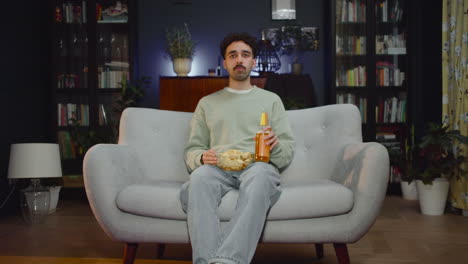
51, 0, 133, 175
53, 0, 90, 165
334, 0, 368, 124
95, 0, 130, 128
374, 0, 409, 187
374, 0, 407, 125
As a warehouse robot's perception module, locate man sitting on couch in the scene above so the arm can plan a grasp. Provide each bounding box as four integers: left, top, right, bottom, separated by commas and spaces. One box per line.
179, 32, 295, 264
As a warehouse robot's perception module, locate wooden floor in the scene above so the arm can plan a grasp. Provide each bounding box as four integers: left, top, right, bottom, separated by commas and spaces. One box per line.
0, 256, 189, 264
1, 196, 468, 264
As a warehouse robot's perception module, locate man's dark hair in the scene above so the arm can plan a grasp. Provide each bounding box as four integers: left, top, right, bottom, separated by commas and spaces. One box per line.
220, 32, 258, 59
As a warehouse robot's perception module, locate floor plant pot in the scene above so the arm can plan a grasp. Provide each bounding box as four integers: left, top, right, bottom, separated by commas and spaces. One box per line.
172, 58, 192, 76
401, 181, 418, 200
416, 178, 449, 216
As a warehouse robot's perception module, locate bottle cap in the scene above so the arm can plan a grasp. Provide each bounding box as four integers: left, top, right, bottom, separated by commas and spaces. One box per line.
260, 112, 268, 126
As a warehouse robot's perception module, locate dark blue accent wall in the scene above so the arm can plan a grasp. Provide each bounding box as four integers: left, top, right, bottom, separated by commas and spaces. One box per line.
137, 0, 325, 108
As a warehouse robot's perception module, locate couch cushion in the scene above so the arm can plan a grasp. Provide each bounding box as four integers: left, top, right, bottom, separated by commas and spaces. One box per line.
116, 179, 354, 221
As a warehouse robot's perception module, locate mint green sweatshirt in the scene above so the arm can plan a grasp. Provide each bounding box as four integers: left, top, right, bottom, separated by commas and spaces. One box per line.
184, 86, 295, 172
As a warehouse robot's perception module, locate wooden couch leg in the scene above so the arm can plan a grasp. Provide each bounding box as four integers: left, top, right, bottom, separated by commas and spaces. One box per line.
156, 243, 166, 259
123, 243, 138, 264
333, 243, 350, 264
315, 243, 324, 259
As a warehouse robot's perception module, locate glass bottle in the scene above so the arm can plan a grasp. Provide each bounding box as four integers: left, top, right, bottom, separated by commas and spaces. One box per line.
255, 112, 271, 162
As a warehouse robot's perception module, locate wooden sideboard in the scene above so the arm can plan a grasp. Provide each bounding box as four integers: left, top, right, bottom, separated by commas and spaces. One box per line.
159, 76, 267, 112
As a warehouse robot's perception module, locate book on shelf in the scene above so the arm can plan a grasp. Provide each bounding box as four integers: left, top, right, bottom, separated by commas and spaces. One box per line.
98, 63, 129, 89
336, 93, 367, 123
57, 73, 79, 89
375, 96, 406, 123
336, 35, 366, 55
376, 131, 397, 140
336, 65, 367, 86
97, 13, 128, 24
376, 34, 406, 55
57, 131, 78, 159
105, 61, 130, 68
376, 61, 405, 86
57, 103, 89, 126
338, 0, 366, 23
56, 1, 87, 24
376, 0, 404, 23
390, 97, 398, 123
98, 104, 114, 126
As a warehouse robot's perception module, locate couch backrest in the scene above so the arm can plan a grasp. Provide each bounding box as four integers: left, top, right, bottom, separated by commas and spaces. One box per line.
119, 108, 193, 182
280, 104, 362, 184
119, 104, 362, 183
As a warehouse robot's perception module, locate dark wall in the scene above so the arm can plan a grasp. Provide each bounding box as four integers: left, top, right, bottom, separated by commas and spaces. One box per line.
137, 0, 326, 108
0, 1, 50, 215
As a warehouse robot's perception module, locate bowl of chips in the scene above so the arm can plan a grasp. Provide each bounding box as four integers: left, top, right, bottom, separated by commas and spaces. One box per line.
217, 149, 254, 171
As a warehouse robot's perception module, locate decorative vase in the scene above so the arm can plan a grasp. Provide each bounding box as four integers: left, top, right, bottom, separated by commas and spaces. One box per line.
401, 181, 418, 200
172, 58, 192, 76
290, 63, 302, 75
416, 178, 449, 216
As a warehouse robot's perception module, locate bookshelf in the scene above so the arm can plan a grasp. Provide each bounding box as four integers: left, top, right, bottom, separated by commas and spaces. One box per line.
50, 0, 134, 181
330, 0, 409, 194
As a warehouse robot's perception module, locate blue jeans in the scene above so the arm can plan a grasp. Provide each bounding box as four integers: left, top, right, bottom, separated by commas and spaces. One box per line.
179, 162, 282, 264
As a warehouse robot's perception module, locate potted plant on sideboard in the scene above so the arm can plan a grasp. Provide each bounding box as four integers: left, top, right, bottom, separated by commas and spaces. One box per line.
268, 23, 319, 75
165, 23, 196, 76
414, 123, 468, 215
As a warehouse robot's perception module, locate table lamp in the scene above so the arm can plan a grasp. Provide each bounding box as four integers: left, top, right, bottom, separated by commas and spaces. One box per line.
7, 143, 62, 224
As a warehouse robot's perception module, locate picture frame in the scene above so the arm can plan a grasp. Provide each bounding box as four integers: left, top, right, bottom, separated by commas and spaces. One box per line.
272, 0, 296, 20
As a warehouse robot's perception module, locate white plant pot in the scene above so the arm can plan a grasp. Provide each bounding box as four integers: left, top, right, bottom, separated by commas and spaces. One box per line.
48, 186, 62, 214
416, 179, 449, 216
172, 58, 192, 76
401, 181, 418, 200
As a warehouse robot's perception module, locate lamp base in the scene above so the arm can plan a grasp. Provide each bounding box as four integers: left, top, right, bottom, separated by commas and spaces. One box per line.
48, 186, 62, 214
20, 179, 50, 224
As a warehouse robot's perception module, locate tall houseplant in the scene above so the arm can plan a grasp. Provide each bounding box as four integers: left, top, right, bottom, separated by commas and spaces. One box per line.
165, 23, 196, 76
413, 122, 468, 215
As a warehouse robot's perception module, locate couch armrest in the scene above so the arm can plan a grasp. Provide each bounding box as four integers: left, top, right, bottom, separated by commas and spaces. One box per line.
83, 143, 143, 240
332, 142, 389, 242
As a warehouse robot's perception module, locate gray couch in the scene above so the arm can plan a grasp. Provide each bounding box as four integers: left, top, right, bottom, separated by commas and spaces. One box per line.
83, 104, 389, 264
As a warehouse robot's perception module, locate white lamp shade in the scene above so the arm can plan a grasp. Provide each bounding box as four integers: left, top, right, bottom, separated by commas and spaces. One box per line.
8, 143, 63, 179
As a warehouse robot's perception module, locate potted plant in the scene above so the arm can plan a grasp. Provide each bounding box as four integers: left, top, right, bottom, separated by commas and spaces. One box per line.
399, 125, 418, 200
270, 23, 319, 75
68, 76, 148, 150
111, 76, 148, 141
165, 23, 196, 76
413, 122, 468, 215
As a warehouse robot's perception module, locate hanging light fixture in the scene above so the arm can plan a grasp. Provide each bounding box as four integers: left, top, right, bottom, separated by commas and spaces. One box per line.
253, 31, 281, 76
